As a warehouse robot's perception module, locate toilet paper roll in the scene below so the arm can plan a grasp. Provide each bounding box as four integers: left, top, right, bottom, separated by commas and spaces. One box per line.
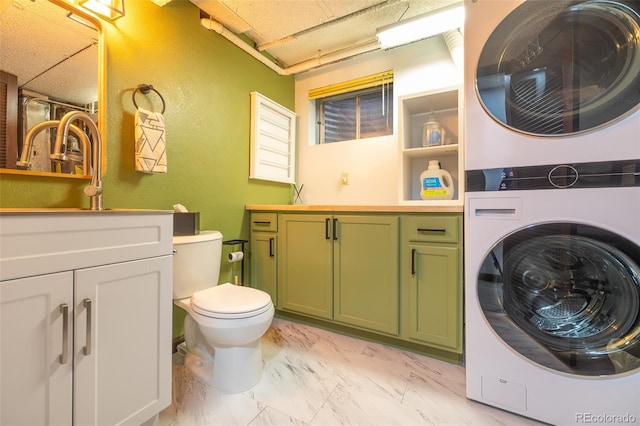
228, 251, 244, 263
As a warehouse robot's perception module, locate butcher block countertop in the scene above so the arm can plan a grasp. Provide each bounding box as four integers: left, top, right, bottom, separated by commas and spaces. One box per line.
245, 204, 464, 213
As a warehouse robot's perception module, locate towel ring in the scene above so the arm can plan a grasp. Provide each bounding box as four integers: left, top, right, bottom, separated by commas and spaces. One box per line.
132, 84, 166, 114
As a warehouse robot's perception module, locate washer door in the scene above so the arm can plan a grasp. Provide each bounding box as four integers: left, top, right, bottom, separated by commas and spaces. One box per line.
478, 223, 640, 376
476, 0, 640, 136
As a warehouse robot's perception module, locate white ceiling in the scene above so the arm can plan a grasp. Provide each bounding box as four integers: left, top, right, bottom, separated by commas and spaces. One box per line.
189, 0, 461, 69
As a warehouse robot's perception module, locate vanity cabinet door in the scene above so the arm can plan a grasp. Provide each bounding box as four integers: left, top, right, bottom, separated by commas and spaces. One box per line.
333, 215, 399, 335
406, 244, 461, 352
0, 272, 74, 426
278, 214, 334, 319
250, 232, 278, 307
73, 256, 172, 426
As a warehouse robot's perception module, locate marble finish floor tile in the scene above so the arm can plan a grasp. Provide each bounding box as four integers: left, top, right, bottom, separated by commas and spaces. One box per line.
159, 318, 544, 426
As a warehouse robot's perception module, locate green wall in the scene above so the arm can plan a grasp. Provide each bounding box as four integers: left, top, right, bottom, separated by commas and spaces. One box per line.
0, 0, 294, 336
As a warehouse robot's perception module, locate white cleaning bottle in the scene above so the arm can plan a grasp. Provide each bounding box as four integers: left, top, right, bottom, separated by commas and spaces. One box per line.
419, 160, 454, 200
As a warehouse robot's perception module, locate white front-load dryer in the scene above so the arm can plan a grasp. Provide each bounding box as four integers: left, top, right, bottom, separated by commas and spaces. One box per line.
464, 0, 640, 171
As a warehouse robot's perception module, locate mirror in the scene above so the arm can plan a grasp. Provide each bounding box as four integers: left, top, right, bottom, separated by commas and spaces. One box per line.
0, 0, 105, 178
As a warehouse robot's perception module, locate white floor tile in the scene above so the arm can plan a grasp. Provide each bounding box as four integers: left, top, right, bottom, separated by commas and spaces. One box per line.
159, 318, 546, 426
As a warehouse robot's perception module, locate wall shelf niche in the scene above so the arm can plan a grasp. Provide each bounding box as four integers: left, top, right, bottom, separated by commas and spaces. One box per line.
399, 86, 464, 205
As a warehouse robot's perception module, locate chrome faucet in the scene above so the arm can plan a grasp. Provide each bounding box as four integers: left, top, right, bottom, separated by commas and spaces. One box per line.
52, 111, 104, 210
17, 121, 91, 174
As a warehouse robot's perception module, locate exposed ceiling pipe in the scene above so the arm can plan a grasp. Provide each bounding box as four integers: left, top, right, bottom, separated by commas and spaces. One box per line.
200, 17, 381, 76
256, 0, 406, 52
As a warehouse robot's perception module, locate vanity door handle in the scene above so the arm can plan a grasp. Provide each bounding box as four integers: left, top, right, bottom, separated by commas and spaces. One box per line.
325, 218, 331, 240
59, 303, 69, 364
333, 218, 338, 240
269, 237, 275, 257
411, 249, 416, 275
83, 298, 92, 356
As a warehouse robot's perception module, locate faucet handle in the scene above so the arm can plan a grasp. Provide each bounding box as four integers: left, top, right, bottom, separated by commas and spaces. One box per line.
84, 184, 103, 197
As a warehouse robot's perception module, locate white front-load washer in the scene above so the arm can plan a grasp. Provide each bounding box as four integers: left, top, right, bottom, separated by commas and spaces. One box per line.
464, 165, 640, 424
464, 0, 640, 171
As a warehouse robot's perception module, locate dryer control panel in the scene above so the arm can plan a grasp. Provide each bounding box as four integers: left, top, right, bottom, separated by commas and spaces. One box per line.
467, 158, 640, 192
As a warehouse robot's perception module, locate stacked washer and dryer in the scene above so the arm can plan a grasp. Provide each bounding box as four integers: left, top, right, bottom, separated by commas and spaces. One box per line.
464, 0, 640, 425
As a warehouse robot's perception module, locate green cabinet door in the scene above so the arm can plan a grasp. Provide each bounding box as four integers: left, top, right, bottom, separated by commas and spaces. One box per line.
278, 214, 333, 319
333, 215, 399, 335
407, 244, 461, 352
250, 232, 277, 307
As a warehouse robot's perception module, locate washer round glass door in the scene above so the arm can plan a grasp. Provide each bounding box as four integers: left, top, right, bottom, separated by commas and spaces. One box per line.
476, 0, 640, 136
478, 223, 640, 376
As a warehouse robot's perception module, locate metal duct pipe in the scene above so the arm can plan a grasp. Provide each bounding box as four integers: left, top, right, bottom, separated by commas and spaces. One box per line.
443, 28, 463, 71
200, 17, 381, 75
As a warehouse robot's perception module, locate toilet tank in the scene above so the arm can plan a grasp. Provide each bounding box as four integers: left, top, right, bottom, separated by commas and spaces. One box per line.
172, 230, 223, 299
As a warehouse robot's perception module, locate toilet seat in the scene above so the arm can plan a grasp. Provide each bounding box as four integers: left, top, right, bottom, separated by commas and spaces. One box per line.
191, 283, 272, 319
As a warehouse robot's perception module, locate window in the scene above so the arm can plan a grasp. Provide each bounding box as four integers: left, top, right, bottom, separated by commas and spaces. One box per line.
310, 71, 393, 144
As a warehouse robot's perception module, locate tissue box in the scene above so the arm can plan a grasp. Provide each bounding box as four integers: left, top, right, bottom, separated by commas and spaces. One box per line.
173, 212, 200, 236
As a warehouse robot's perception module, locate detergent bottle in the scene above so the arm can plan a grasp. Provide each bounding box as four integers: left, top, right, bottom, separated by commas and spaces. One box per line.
419, 160, 455, 200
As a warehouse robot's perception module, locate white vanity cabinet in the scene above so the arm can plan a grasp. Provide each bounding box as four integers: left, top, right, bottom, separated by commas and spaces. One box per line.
0, 210, 173, 426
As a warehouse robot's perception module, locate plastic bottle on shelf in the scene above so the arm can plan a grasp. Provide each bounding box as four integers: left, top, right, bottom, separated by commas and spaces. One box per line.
419, 160, 454, 200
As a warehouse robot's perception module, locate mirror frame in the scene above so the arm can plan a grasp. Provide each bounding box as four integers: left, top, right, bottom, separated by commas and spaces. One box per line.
0, 0, 107, 179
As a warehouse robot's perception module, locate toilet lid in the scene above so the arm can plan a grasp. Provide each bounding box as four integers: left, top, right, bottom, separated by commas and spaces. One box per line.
190, 283, 272, 319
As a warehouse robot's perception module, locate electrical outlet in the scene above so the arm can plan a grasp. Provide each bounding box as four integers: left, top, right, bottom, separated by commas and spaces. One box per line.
341, 172, 349, 185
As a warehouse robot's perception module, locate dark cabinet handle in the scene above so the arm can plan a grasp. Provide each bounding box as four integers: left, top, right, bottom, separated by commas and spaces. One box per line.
269, 237, 274, 257
333, 218, 338, 240
325, 218, 331, 240
411, 248, 416, 275
417, 228, 446, 233
253, 221, 271, 226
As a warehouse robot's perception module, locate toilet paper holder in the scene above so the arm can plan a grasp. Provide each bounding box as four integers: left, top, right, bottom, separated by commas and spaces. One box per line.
223, 239, 248, 286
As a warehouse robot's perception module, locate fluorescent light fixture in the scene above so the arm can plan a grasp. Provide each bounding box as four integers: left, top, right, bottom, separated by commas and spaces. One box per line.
376, 4, 464, 49
78, 0, 125, 21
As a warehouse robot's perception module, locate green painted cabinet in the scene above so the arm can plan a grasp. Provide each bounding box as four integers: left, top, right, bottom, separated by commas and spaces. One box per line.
400, 214, 463, 353
249, 213, 278, 306
278, 214, 333, 319
334, 215, 399, 335
278, 214, 399, 334
249, 209, 463, 359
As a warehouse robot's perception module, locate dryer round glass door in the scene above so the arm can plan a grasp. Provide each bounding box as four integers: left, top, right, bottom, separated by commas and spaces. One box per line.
477, 222, 640, 376
476, 0, 640, 136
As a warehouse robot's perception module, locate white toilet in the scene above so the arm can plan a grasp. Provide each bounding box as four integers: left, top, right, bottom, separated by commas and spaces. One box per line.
172, 230, 274, 393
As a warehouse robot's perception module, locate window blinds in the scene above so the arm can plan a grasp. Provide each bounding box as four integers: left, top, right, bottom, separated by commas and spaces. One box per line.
308, 70, 394, 100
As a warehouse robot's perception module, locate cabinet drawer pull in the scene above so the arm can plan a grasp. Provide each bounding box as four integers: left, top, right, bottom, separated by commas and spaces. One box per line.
83, 298, 92, 356
411, 249, 416, 275
253, 221, 271, 225
333, 218, 338, 240
59, 303, 69, 365
417, 228, 446, 233
325, 218, 331, 240
269, 237, 275, 257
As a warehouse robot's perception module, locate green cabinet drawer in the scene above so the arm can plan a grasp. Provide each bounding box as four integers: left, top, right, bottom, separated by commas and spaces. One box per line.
251, 213, 278, 232
403, 215, 461, 244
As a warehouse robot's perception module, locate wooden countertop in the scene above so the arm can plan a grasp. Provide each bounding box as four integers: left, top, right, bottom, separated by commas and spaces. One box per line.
246, 204, 464, 213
